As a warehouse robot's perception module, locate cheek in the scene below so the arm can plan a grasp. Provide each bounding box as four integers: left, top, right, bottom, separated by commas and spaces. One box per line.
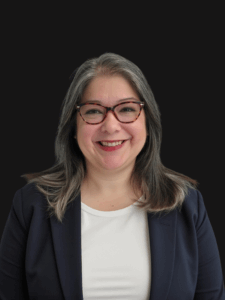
130, 122, 146, 140
77, 124, 96, 146
130, 127, 147, 149
134, 130, 147, 145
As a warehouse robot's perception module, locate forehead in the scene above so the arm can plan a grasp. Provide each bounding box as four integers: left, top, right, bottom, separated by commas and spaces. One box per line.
81, 75, 140, 103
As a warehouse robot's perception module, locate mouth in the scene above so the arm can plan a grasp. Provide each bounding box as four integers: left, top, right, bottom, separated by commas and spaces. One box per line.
97, 140, 126, 146
95, 139, 129, 152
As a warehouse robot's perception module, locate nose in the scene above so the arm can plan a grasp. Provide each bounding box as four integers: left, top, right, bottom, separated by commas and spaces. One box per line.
100, 110, 121, 133
105, 109, 117, 120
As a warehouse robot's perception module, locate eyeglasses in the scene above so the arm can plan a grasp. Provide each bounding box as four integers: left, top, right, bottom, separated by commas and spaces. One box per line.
76, 101, 144, 124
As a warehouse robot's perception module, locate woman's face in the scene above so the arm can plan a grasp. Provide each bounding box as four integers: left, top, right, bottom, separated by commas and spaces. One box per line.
75, 75, 147, 172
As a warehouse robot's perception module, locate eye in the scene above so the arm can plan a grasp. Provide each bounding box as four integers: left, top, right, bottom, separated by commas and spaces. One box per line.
120, 107, 135, 112
85, 109, 103, 115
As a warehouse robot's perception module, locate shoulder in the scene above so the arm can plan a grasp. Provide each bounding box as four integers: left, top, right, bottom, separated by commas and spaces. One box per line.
14, 182, 46, 207
12, 182, 48, 229
178, 187, 209, 231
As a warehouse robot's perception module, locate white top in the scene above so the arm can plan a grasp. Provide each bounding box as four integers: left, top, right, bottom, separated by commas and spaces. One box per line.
81, 196, 151, 300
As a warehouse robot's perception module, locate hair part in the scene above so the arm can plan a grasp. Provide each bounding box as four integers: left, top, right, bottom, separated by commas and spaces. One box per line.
21, 52, 198, 223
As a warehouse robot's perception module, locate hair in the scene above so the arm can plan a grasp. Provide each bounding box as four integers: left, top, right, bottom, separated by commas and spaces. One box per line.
21, 52, 198, 223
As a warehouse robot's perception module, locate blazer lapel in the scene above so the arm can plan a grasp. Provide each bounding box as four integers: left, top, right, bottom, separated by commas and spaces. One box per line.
148, 209, 177, 300
50, 193, 83, 300
50, 192, 177, 300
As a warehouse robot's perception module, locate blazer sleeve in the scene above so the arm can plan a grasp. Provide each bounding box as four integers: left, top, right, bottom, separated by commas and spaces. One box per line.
0, 188, 30, 300
194, 190, 225, 300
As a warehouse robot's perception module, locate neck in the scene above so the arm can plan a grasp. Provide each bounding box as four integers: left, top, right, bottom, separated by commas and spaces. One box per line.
82, 163, 136, 199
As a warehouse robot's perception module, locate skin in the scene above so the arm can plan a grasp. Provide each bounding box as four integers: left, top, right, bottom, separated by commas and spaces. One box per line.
75, 75, 148, 209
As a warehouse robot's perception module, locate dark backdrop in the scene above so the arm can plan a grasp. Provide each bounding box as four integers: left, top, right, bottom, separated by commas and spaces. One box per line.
1, 3, 224, 277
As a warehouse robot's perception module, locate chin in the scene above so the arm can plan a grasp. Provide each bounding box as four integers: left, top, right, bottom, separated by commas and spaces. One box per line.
100, 157, 133, 171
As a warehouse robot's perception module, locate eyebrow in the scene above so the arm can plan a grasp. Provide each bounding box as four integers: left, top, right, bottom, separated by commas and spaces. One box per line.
82, 97, 139, 104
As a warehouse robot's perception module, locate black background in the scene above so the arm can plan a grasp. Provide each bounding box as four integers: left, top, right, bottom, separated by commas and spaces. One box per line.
1, 3, 224, 277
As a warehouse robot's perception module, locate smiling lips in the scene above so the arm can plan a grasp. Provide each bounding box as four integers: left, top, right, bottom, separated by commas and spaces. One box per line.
98, 140, 125, 142
101, 141, 124, 146
97, 140, 126, 146
96, 140, 127, 151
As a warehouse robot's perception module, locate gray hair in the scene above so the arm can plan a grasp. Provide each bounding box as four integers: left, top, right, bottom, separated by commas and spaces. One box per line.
21, 52, 198, 223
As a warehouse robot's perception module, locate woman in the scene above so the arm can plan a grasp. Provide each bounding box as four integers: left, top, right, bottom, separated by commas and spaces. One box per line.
0, 53, 224, 300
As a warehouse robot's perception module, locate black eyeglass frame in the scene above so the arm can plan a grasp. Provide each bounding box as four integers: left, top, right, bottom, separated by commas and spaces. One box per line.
76, 101, 145, 125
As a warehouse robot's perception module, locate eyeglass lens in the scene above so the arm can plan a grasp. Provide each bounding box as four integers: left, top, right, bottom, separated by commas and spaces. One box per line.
80, 103, 141, 123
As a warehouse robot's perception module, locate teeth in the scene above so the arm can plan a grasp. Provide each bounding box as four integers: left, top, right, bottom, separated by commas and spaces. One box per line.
101, 141, 123, 146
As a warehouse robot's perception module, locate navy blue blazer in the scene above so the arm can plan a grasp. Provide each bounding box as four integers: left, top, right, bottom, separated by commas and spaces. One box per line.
0, 182, 225, 300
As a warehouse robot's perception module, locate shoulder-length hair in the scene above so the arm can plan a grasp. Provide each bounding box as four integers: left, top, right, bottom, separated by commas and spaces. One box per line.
21, 52, 198, 223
